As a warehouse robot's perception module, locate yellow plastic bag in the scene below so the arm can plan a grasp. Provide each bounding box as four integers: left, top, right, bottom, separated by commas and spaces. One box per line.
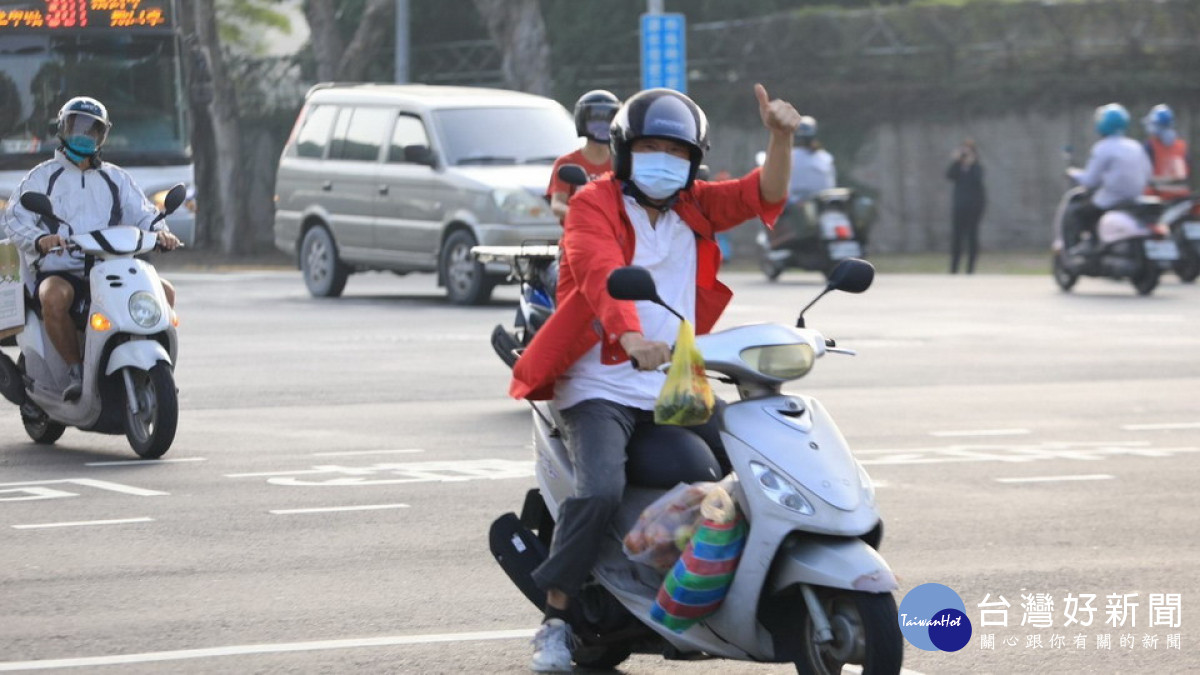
654, 319, 714, 426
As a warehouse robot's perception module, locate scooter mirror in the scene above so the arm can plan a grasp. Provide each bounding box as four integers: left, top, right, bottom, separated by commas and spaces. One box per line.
826, 258, 874, 294
557, 164, 588, 187
607, 266, 659, 302
162, 184, 188, 215
19, 192, 55, 220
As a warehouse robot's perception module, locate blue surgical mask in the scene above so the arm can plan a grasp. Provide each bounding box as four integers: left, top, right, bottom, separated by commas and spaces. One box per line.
63, 135, 98, 162
1159, 129, 1178, 146
630, 151, 691, 200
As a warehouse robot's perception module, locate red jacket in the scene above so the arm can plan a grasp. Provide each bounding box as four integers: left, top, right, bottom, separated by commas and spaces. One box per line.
509, 169, 784, 400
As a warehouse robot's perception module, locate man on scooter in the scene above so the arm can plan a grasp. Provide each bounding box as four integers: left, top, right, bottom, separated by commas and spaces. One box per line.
509, 84, 799, 672
547, 90, 622, 223
1063, 103, 1152, 255
2, 96, 181, 401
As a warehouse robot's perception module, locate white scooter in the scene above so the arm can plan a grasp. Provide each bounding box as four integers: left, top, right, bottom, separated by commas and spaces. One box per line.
490, 258, 902, 674
0, 185, 184, 458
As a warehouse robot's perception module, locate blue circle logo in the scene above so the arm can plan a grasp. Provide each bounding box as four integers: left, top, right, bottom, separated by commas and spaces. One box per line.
898, 583, 972, 652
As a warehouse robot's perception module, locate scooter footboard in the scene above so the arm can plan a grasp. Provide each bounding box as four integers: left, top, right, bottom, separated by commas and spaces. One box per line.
768, 535, 897, 595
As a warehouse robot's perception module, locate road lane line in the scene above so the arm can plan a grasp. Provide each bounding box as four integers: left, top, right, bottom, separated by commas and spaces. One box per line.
995, 474, 1115, 484
1122, 422, 1200, 431
85, 457, 207, 467
0, 629, 922, 673
311, 449, 424, 457
929, 428, 1030, 437
0, 629, 536, 671
269, 504, 411, 515
12, 517, 154, 530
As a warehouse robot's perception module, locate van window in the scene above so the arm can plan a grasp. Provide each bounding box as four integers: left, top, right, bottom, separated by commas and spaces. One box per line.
434, 107, 577, 166
330, 107, 393, 162
387, 114, 432, 164
295, 105, 337, 159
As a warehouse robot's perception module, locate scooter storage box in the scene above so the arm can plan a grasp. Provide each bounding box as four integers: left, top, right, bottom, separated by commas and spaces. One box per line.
0, 240, 23, 341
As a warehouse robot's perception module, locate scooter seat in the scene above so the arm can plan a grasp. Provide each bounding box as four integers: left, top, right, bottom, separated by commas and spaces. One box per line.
625, 425, 723, 488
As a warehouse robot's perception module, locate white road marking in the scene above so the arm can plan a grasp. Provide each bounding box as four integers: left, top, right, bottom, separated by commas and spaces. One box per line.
227, 459, 535, 486
0, 629, 924, 673
310, 449, 424, 457
0, 628, 536, 671
269, 504, 410, 515
1122, 422, 1200, 431
996, 474, 1115, 484
12, 517, 153, 530
856, 441, 1199, 466
85, 457, 207, 467
929, 428, 1030, 437
0, 487, 79, 502
0, 479, 168, 497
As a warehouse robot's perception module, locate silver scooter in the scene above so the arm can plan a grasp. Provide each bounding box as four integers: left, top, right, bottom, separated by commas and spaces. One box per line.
490, 258, 902, 674
0, 185, 184, 458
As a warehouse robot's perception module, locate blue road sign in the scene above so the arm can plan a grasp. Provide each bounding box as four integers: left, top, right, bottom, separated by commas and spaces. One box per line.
640, 13, 686, 93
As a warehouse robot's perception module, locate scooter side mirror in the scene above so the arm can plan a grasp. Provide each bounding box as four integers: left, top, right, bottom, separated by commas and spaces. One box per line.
607, 266, 658, 302
557, 164, 588, 188
826, 258, 874, 294
19, 192, 55, 220
161, 183, 188, 215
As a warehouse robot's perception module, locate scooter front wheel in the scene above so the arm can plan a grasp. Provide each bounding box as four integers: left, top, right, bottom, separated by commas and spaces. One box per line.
123, 363, 178, 459
1052, 253, 1078, 292
793, 590, 903, 675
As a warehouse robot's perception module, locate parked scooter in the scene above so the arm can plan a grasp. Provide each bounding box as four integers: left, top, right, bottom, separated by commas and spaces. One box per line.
490, 258, 903, 674
0, 185, 185, 458
758, 188, 873, 281
475, 165, 586, 368
1051, 185, 1178, 296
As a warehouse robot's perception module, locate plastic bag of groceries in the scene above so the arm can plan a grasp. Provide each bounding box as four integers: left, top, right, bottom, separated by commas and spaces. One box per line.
654, 318, 714, 426
622, 477, 735, 573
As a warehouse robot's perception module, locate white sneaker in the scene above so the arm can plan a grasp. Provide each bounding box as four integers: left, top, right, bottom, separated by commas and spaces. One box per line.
530, 618, 574, 672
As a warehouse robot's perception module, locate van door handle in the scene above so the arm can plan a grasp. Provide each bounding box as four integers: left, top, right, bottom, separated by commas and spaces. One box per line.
378, 185, 389, 195
321, 181, 332, 191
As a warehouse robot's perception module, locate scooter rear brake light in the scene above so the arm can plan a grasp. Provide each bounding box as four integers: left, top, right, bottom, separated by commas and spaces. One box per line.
90, 313, 112, 332
1151, 223, 1170, 238
835, 225, 852, 240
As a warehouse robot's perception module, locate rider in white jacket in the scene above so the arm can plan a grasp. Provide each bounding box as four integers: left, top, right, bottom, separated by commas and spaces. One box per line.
2, 96, 180, 400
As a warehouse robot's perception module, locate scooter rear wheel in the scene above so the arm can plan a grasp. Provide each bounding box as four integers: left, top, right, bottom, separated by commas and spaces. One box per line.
793, 590, 903, 675
1052, 253, 1078, 292
1173, 252, 1200, 283
123, 363, 178, 459
23, 414, 65, 445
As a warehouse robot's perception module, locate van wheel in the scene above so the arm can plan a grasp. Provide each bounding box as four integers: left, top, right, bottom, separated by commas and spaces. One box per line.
301, 226, 350, 298
441, 230, 493, 305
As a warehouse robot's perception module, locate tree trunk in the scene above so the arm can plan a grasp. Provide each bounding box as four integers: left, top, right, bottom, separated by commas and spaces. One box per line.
304, 0, 344, 82
306, 0, 394, 83
472, 0, 552, 95
192, 0, 243, 254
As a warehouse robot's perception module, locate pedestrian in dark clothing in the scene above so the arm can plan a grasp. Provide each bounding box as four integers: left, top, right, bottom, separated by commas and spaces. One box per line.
945, 139, 986, 274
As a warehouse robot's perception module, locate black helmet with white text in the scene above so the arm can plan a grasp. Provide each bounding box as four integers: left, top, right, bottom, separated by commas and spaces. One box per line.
574, 90, 621, 143
610, 88, 709, 190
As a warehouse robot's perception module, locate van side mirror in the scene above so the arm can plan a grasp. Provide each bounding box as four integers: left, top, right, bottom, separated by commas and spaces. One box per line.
404, 144, 436, 167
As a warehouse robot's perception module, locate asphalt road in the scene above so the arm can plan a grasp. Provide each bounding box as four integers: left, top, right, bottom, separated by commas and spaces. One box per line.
1, 266, 1197, 674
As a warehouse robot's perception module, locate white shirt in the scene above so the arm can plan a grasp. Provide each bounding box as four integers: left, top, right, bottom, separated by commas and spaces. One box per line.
1073, 135, 1152, 209
789, 146, 836, 202
2, 150, 160, 274
554, 195, 698, 411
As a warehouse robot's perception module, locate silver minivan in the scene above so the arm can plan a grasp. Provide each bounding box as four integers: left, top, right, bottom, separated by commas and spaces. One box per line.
273, 84, 579, 304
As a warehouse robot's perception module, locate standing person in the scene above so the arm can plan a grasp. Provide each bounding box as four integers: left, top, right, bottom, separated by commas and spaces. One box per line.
510, 83, 799, 672
2, 96, 181, 400
945, 138, 986, 274
1141, 104, 1191, 201
547, 90, 621, 223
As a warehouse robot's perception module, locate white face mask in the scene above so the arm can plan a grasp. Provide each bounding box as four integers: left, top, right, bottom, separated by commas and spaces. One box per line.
630, 151, 691, 199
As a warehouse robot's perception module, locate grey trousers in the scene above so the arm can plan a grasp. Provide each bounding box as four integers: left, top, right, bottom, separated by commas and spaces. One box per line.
530, 398, 724, 598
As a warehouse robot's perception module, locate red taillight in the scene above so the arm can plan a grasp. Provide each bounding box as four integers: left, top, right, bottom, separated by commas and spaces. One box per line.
835, 225, 852, 240
1151, 223, 1170, 238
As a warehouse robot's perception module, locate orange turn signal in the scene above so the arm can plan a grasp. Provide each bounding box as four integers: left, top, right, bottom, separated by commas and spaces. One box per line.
171, 310, 180, 327
90, 313, 112, 331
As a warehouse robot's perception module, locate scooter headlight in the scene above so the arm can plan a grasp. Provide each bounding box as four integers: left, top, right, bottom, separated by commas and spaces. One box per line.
749, 460, 814, 515
128, 291, 162, 328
